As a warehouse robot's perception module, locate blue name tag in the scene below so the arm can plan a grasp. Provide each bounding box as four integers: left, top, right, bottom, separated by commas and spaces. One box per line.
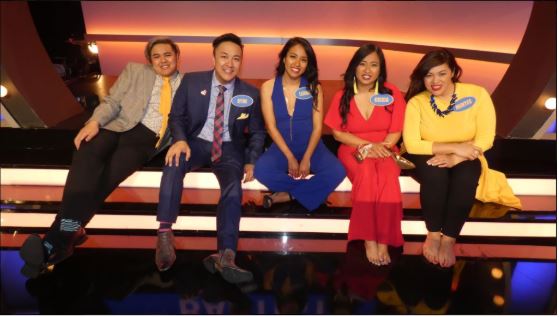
370, 94, 394, 106
295, 87, 313, 100
453, 96, 476, 112
231, 95, 254, 108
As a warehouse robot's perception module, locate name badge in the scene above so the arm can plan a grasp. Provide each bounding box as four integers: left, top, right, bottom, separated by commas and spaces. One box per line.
231, 95, 254, 108
370, 94, 394, 106
453, 96, 476, 112
295, 87, 313, 100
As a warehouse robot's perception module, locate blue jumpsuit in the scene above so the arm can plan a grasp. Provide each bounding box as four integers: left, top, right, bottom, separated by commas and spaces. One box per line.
254, 76, 346, 211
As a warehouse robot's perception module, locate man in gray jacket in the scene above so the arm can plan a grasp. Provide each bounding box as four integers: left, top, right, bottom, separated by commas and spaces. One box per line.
19, 37, 182, 278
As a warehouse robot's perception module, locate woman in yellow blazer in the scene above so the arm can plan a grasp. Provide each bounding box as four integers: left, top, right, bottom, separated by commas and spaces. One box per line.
403, 48, 518, 268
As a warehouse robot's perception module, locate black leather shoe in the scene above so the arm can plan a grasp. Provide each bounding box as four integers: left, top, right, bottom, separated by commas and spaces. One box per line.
203, 252, 220, 274
19, 234, 46, 278
218, 249, 253, 284
45, 227, 88, 266
19, 227, 87, 278
155, 231, 176, 272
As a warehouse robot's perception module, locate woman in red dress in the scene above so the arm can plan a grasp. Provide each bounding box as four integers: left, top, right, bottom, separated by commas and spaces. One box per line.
324, 44, 406, 266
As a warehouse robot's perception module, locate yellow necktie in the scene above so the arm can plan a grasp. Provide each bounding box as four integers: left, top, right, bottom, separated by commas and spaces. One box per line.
156, 77, 171, 148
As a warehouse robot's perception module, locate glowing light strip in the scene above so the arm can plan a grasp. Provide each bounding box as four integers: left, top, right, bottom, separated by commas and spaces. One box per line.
85, 34, 514, 63
0, 168, 555, 196
1, 213, 555, 237
1, 234, 555, 259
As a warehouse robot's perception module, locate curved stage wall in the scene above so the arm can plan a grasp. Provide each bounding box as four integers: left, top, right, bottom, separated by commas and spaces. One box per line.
0, 2, 83, 128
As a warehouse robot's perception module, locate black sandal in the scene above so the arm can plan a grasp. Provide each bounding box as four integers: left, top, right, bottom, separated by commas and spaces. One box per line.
262, 194, 274, 208
262, 193, 293, 209
287, 193, 294, 202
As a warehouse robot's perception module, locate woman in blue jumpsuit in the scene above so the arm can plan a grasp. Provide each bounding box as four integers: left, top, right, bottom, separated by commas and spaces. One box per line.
254, 37, 346, 211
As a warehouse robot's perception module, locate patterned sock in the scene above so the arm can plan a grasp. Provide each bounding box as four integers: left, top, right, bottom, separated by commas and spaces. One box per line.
158, 222, 173, 233
43, 241, 54, 256
60, 218, 81, 232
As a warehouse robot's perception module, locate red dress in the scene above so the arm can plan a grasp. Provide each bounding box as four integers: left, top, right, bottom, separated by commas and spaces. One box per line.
324, 83, 405, 246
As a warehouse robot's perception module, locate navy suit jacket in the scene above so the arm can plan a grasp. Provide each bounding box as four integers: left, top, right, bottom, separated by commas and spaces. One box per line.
168, 70, 266, 165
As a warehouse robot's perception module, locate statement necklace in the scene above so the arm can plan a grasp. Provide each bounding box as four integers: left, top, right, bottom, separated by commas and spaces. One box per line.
430, 92, 457, 118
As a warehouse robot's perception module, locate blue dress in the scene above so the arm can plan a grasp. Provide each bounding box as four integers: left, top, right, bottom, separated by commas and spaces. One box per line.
254, 76, 346, 211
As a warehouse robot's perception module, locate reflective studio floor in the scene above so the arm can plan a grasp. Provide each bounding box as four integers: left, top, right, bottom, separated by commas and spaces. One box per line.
0, 120, 556, 315
1, 240, 556, 314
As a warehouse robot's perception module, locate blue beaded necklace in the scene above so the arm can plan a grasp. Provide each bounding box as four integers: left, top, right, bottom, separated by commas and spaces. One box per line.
429, 91, 457, 118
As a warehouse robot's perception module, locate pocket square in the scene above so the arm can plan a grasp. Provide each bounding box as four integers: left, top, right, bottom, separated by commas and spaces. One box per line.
236, 113, 250, 120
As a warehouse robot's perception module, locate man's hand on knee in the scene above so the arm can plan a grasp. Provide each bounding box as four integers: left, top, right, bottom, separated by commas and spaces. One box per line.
74, 120, 100, 150
165, 140, 191, 167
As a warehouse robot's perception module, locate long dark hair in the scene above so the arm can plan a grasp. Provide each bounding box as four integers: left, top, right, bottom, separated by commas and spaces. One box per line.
276, 37, 319, 110
405, 48, 462, 101
340, 44, 392, 127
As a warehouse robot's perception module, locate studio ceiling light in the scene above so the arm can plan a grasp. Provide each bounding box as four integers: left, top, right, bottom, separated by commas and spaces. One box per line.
544, 97, 556, 110
0, 85, 7, 98
88, 41, 99, 54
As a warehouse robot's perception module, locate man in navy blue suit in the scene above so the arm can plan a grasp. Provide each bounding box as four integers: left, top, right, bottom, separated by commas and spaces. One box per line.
154, 33, 265, 283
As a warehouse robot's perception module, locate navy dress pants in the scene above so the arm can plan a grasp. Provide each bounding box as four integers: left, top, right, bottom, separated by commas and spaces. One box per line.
157, 138, 244, 251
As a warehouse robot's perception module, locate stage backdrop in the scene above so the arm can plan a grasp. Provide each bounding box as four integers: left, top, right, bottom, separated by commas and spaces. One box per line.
80, 1, 556, 138
81, 1, 533, 94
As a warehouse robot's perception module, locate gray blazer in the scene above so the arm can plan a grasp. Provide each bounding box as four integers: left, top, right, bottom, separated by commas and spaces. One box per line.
89, 62, 181, 133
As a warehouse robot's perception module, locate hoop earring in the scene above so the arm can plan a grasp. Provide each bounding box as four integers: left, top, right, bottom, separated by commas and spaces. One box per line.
353, 76, 359, 94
